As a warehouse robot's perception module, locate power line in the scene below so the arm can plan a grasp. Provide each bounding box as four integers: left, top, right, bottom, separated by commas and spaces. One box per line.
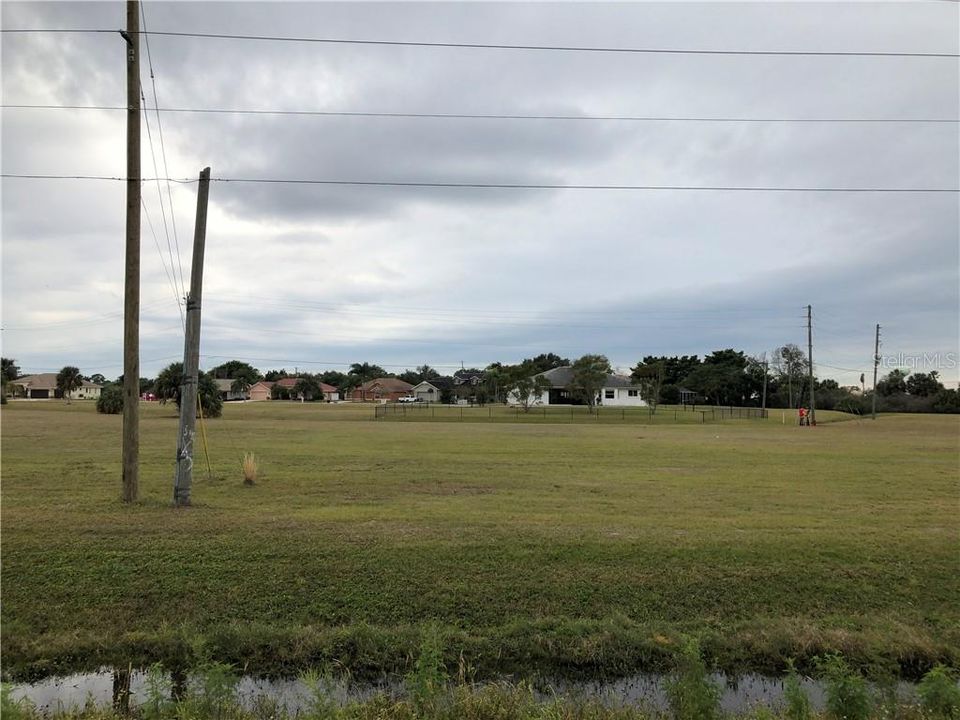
3, 174, 956, 193
3, 28, 955, 58
139, 0, 186, 296
140, 84, 185, 305
141, 195, 185, 328
4, 104, 957, 124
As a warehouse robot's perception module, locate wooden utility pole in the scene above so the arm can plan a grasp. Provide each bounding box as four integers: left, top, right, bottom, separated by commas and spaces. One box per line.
173, 167, 211, 507
807, 304, 816, 426
872, 323, 881, 420
761, 356, 768, 417
121, 0, 141, 503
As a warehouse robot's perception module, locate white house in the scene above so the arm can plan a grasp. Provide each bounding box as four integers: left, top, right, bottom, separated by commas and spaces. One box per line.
214, 378, 250, 401
507, 366, 646, 407
8, 373, 102, 400
410, 381, 438, 403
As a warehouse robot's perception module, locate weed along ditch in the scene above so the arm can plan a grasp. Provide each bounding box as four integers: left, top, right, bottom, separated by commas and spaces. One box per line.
5, 665, 952, 718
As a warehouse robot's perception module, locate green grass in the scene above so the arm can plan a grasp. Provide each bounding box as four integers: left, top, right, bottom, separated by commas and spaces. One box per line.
1, 401, 957, 680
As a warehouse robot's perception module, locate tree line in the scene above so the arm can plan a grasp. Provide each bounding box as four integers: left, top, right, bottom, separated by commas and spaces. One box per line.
2, 350, 956, 415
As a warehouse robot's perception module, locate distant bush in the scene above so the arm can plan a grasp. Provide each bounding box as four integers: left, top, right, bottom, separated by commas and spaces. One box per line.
96, 385, 124, 414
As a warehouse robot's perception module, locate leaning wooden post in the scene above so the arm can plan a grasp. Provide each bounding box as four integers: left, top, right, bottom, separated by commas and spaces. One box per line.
173, 167, 211, 507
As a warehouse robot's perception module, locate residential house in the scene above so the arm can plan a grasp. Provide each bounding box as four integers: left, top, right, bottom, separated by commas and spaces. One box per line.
269, 377, 338, 402
319, 383, 340, 402
214, 378, 249, 401
248, 381, 274, 402
350, 377, 413, 402
452, 369, 486, 403
8, 373, 103, 400
507, 366, 646, 407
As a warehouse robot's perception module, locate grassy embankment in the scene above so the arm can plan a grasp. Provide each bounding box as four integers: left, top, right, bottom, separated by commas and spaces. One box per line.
1, 401, 957, 680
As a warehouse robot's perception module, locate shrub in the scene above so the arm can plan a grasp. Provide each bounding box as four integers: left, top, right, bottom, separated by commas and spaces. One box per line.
782, 660, 812, 720
918, 664, 960, 718
816, 654, 872, 720
665, 639, 722, 720
96, 385, 124, 414
406, 627, 446, 713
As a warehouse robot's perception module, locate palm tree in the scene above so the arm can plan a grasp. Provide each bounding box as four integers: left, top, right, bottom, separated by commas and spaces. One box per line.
349, 362, 384, 401
230, 377, 252, 400
56, 366, 83, 404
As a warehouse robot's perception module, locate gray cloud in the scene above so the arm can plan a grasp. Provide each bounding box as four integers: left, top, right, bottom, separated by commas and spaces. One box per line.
2, 1, 957, 386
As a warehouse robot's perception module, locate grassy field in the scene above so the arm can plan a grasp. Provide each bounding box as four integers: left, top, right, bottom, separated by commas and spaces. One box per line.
1, 401, 957, 681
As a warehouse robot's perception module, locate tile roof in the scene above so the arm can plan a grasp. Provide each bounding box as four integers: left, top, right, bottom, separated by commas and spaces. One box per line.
361, 377, 413, 392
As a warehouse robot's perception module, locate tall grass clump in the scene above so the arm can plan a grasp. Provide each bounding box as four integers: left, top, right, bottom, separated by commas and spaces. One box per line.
816, 654, 872, 720
406, 627, 447, 714
0, 684, 31, 720
178, 661, 239, 720
782, 660, 812, 720
242, 452, 258, 486
664, 639, 722, 720
917, 664, 960, 719
300, 667, 339, 719
140, 662, 175, 720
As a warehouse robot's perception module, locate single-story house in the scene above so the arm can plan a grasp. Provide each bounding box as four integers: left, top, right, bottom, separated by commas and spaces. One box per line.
411, 380, 441, 403
319, 382, 340, 402
8, 373, 103, 400
248, 381, 274, 402
351, 377, 413, 402
214, 378, 249, 401
507, 366, 646, 407
264, 377, 339, 402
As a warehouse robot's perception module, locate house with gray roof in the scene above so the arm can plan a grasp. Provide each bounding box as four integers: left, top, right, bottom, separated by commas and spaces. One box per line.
507, 366, 646, 407
8, 373, 102, 400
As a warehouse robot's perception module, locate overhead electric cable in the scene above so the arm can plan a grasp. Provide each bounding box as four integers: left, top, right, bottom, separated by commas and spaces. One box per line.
3, 174, 956, 193
140, 0, 186, 294
3, 28, 955, 58
141, 195, 186, 328
139, 84, 185, 303
3, 104, 957, 124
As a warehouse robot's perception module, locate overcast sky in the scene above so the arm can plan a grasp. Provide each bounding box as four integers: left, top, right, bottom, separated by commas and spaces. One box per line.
2, 1, 958, 385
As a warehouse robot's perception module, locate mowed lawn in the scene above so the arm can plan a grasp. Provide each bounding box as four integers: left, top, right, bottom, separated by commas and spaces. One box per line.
1, 401, 957, 679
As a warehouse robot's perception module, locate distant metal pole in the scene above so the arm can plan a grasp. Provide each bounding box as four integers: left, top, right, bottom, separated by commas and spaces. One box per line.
807, 305, 816, 426
121, 0, 141, 503
872, 323, 881, 420
761, 356, 768, 417
173, 167, 211, 506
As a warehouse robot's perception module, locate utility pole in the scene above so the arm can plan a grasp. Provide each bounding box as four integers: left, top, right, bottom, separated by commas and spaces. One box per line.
173, 167, 211, 507
761, 355, 768, 417
807, 304, 816, 426
872, 323, 881, 420
121, 0, 140, 503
